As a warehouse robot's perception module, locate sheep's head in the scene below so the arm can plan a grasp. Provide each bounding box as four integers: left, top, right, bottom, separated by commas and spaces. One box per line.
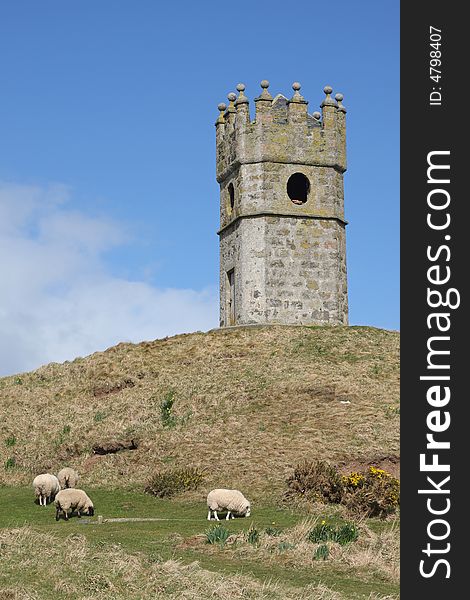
243, 502, 251, 517
87, 505, 94, 516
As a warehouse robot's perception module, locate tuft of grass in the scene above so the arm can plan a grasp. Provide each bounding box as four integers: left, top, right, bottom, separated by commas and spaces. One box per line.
52, 424, 72, 449
265, 527, 282, 537
334, 523, 359, 545
5, 436, 16, 448
246, 525, 260, 545
278, 541, 296, 552
4, 457, 16, 470
314, 544, 330, 560
160, 390, 177, 429
385, 405, 400, 417
94, 411, 106, 422
206, 524, 230, 546
371, 364, 382, 376
307, 521, 358, 545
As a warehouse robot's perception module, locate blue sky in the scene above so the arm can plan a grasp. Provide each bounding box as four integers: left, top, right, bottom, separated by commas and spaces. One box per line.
0, 1, 399, 375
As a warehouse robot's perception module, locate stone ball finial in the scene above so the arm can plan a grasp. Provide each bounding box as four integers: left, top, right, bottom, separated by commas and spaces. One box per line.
292, 82, 301, 91
236, 83, 246, 92
323, 85, 333, 95
260, 80, 270, 89
335, 92, 346, 113
227, 92, 237, 102
312, 111, 321, 120
218, 102, 227, 112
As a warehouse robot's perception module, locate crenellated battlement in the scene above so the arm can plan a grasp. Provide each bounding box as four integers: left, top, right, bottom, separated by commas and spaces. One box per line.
215, 81, 347, 184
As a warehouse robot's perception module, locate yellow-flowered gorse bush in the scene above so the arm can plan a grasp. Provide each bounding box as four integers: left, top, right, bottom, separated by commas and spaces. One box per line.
341, 471, 365, 488
342, 466, 400, 517
286, 460, 400, 518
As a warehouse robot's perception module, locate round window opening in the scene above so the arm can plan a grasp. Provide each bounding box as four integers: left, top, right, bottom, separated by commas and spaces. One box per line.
227, 183, 235, 214
287, 173, 310, 205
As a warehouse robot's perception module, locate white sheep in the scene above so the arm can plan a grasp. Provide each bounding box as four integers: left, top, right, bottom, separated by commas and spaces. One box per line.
32, 473, 60, 506
54, 488, 94, 521
207, 488, 251, 521
57, 467, 80, 489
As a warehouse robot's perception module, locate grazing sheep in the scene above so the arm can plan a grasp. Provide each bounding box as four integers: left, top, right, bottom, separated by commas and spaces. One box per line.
57, 467, 79, 490
54, 488, 94, 521
207, 488, 251, 521
32, 473, 60, 506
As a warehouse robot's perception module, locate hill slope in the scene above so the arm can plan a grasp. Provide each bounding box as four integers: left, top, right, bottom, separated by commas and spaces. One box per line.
0, 326, 399, 500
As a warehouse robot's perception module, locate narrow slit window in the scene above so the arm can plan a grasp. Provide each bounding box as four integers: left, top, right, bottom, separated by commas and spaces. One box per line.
227, 269, 235, 325
227, 183, 235, 214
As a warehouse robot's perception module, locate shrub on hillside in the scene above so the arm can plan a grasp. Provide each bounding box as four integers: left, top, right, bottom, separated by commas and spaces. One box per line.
342, 466, 400, 517
285, 461, 400, 518
285, 459, 343, 504
145, 466, 205, 498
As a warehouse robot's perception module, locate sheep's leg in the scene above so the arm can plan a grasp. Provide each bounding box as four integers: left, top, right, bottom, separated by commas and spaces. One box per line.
231, 512, 235, 519
207, 509, 212, 520
55, 507, 60, 521
77, 510, 81, 518
65, 510, 69, 521
214, 511, 219, 521
226, 511, 231, 521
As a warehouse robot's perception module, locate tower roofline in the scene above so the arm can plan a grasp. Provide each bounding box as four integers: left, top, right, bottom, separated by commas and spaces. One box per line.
215, 81, 347, 182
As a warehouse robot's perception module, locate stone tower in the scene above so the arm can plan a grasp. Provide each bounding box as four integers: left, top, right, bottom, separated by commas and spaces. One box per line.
216, 81, 348, 327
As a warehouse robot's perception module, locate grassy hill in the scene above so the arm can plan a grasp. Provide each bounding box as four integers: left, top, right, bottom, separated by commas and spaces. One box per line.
0, 325, 399, 498
0, 325, 400, 599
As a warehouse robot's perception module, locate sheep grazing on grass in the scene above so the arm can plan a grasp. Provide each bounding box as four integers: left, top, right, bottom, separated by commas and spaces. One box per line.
54, 488, 94, 521
207, 488, 251, 521
32, 473, 60, 506
57, 467, 79, 489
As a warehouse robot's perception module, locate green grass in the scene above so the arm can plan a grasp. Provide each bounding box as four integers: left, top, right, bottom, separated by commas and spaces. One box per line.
0, 487, 399, 599
0, 486, 298, 542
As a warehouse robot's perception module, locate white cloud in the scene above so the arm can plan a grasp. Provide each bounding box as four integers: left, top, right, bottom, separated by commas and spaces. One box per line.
0, 181, 218, 376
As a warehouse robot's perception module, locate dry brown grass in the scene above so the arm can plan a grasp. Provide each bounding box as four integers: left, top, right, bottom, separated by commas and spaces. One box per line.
196, 517, 399, 584
0, 325, 399, 500
0, 526, 398, 600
